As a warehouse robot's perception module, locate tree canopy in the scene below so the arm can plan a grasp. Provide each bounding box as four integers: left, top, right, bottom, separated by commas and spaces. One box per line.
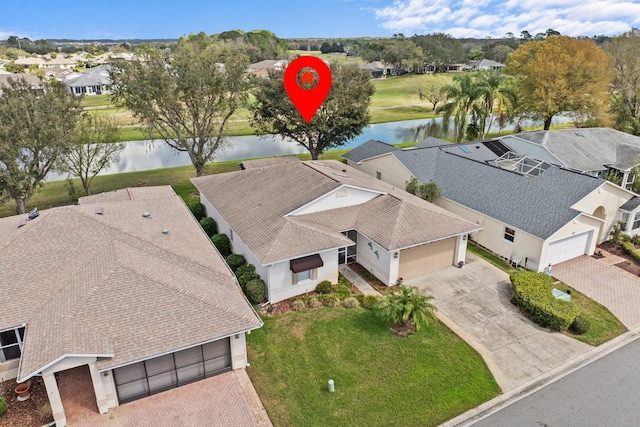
412, 33, 466, 71
606, 28, 640, 135
0, 78, 81, 213
505, 35, 615, 129
250, 62, 374, 159
109, 36, 251, 176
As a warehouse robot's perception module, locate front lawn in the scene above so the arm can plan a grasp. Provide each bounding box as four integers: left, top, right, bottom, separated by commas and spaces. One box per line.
246, 309, 499, 427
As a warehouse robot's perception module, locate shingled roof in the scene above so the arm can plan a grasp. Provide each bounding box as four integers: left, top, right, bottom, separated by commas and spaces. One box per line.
0, 186, 261, 381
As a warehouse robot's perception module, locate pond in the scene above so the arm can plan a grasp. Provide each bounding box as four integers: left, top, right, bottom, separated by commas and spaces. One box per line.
46, 115, 571, 181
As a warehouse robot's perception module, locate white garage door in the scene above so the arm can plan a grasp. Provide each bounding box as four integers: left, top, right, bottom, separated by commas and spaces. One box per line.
546, 231, 592, 266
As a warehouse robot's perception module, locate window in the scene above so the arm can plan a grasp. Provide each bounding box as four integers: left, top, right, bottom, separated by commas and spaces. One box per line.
633, 213, 640, 230
297, 270, 311, 282
376, 171, 382, 180
621, 212, 629, 229
504, 227, 515, 242
0, 327, 25, 363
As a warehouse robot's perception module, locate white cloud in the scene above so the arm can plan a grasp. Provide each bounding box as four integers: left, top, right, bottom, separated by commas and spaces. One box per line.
372, 0, 637, 37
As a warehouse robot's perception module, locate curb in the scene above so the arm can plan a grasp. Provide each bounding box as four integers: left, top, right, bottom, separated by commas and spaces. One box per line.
440, 326, 640, 426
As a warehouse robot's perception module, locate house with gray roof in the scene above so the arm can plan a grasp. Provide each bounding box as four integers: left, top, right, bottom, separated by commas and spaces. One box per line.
66, 65, 112, 95
0, 186, 262, 426
192, 160, 480, 303
345, 138, 635, 271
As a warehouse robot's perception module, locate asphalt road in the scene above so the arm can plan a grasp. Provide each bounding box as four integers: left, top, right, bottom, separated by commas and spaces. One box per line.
471, 337, 640, 427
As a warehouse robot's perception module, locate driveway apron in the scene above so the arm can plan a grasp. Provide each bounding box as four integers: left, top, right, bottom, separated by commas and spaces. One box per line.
404, 253, 590, 392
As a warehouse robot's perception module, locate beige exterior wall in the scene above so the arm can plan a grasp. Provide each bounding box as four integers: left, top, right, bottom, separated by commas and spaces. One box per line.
399, 237, 456, 278
289, 185, 381, 215
0, 359, 19, 382
570, 182, 633, 242
541, 214, 602, 266
346, 156, 412, 190
435, 198, 546, 271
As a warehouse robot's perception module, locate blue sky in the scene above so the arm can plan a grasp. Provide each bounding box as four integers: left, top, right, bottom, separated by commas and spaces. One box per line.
2, 0, 639, 40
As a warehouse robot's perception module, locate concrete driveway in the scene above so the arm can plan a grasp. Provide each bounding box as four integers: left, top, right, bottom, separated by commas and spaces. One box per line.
404, 253, 590, 392
553, 255, 640, 329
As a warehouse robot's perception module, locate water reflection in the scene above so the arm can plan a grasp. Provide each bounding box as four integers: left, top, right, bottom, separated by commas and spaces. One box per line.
46, 115, 571, 182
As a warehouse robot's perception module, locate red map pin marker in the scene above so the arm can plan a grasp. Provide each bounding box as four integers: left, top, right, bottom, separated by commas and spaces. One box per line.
284, 56, 332, 123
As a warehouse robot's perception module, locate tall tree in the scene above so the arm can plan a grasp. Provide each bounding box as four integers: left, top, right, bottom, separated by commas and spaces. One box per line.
505, 36, 615, 129
417, 75, 448, 111
381, 39, 424, 75
61, 115, 123, 196
437, 74, 484, 142
109, 37, 250, 176
250, 63, 374, 159
412, 33, 466, 72
0, 78, 81, 213
606, 28, 640, 135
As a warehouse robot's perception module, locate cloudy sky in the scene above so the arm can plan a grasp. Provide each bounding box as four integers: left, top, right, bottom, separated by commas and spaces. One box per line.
1, 0, 638, 40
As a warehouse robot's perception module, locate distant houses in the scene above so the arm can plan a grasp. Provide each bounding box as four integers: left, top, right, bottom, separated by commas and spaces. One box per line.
65, 65, 112, 96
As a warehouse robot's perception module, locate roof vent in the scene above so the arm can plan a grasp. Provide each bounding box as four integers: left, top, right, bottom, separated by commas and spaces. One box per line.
162, 229, 170, 235
94, 206, 104, 215
332, 172, 349, 178
27, 208, 39, 220
142, 212, 151, 218
17, 218, 27, 228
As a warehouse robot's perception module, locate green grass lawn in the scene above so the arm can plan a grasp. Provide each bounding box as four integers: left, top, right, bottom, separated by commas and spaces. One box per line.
560, 284, 628, 346
289, 50, 365, 64
247, 309, 499, 427
467, 242, 516, 274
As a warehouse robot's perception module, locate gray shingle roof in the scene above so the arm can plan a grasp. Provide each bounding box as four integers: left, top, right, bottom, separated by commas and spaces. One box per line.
0, 186, 261, 381
622, 197, 640, 211
342, 139, 399, 162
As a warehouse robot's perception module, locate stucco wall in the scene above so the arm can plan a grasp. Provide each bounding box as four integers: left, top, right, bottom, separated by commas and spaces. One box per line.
346, 156, 411, 190
541, 215, 602, 265
0, 359, 19, 381
290, 185, 380, 215
570, 183, 633, 242
356, 233, 394, 285
230, 332, 248, 370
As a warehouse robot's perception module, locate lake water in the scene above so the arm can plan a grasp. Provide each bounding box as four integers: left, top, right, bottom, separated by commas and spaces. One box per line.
47, 115, 570, 181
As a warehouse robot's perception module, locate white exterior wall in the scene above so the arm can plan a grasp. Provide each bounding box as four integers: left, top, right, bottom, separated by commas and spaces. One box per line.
267, 249, 339, 303
289, 185, 381, 216
455, 234, 467, 265
570, 183, 633, 242
436, 198, 545, 271
540, 215, 602, 266
0, 359, 19, 381
356, 233, 394, 285
230, 332, 248, 370
100, 370, 118, 409
346, 156, 412, 190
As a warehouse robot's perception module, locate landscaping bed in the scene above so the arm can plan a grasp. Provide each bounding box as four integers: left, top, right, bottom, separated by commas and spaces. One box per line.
598, 241, 640, 276
0, 377, 52, 427
246, 309, 500, 427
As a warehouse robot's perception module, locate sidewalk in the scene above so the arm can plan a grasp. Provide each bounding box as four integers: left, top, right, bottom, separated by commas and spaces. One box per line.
338, 264, 380, 295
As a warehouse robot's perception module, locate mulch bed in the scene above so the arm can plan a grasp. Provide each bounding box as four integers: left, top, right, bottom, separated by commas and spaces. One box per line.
598, 241, 640, 276
348, 263, 399, 293
0, 376, 53, 427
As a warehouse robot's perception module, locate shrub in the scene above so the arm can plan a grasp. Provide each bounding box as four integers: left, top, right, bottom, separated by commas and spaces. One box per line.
335, 283, 352, 299
245, 279, 266, 304
571, 314, 592, 335
318, 294, 340, 308
362, 294, 380, 310
511, 270, 577, 331
199, 217, 218, 237
355, 293, 365, 304
226, 254, 247, 272
307, 296, 324, 309
343, 297, 359, 308
235, 263, 255, 276
211, 233, 231, 257
0, 395, 7, 416
620, 241, 640, 263
188, 201, 207, 221
292, 299, 306, 311
238, 272, 260, 289
315, 280, 333, 294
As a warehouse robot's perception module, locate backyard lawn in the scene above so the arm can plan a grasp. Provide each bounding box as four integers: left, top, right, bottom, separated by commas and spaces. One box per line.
246, 308, 500, 427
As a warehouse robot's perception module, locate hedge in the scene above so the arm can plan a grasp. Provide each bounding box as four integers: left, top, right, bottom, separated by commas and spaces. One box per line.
226, 254, 247, 273
188, 201, 207, 222
620, 241, 640, 263
199, 217, 218, 237
211, 233, 231, 257
245, 279, 266, 304
511, 270, 577, 331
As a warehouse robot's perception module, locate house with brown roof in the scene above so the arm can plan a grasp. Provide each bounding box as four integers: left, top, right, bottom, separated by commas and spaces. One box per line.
192, 161, 480, 303
0, 186, 262, 427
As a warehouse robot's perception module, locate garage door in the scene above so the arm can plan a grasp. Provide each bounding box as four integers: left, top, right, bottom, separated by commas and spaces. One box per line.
399, 238, 456, 279
546, 231, 592, 266
113, 338, 231, 404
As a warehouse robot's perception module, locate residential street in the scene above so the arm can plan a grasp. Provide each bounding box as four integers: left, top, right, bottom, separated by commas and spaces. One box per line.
471, 336, 640, 426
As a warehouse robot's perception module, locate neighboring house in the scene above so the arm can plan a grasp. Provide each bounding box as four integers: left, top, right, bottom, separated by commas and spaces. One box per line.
494, 128, 640, 236
446, 63, 466, 72
192, 160, 480, 303
239, 155, 300, 170
42, 56, 76, 69
247, 59, 289, 78
359, 62, 385, 78
45, 67, 79, 82
66, 64, 112, 95
467, 59, 506, 71
0, 73, 42, 95
14, 56, 45, 69
0, 186, 262, 427
345, 139, 635, 272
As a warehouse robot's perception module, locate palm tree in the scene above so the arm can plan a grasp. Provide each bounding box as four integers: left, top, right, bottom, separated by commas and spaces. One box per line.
437, 74, 483, 142
375, 286, 437, 335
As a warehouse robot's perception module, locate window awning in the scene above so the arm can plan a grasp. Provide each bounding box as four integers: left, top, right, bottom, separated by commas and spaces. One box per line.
290, 254, 324, 273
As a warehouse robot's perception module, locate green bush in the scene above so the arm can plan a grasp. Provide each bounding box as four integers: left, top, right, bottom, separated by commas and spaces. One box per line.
245, 279, 266, 304
571, 314, 592, 335
511, 270, 577, 331
189, 201, 207, 221
226, 254, 247, 272
318, 294, 340, 308
620, 241, 640, 263
362, 294, 380, 310
315, 280, 333, 294
0, 395, 7, 415
343, 296, 360, 309
199, 217, 218, 237
211, 233, 231, 257
307, 296, 324, 309
238, 272, 260, 289
335, 283, 352, 299
235, 263, 255, 276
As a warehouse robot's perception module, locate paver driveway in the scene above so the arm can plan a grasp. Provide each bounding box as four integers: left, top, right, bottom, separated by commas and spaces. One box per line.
404, 253, 590, 392
553, 255, 640, 329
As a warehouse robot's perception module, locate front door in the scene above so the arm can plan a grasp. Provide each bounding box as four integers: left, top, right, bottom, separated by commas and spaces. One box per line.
338, 230, 358, 264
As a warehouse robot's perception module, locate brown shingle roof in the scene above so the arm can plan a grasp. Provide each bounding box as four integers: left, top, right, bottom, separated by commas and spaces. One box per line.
240, 155, 300, 170
0, 186, 261, 381
192, 161, 480, 263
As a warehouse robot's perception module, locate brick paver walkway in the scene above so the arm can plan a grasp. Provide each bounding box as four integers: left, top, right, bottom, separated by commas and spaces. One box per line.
61, 368, 271, 427
553, 255, 640, 329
